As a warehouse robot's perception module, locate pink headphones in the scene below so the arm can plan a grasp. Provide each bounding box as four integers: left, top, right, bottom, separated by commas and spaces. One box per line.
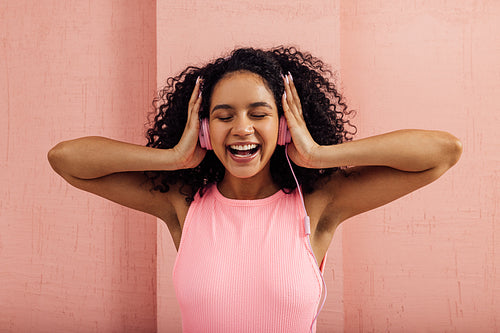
198, 116, 291, 150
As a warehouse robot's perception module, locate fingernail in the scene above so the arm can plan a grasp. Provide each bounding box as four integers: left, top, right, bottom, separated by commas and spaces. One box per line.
196, 76, 200, 84
283, 91, 287, 99
288, 71, 293, 81
285, 75, 289, 84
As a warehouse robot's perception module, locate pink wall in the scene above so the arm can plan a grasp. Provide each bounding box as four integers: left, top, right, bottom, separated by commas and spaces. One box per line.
340, 1, 500, 332
2, 1, 498, 332
155, 1, 344, 332
0, 1, 157, 332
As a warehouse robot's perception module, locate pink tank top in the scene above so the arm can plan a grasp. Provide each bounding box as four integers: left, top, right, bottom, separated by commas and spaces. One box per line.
172, 184, 325, 332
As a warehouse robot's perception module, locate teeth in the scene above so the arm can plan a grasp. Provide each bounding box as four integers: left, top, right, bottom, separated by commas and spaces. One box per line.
229, 144, 258, 151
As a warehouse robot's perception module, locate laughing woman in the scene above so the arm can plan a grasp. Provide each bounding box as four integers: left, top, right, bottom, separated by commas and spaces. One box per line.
48, 46, 462, 333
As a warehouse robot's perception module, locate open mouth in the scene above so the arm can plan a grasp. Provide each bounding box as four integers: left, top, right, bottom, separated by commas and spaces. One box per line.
227, 144, 261, 158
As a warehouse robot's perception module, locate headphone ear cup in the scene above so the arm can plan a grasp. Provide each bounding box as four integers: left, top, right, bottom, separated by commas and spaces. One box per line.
199, 118, 212, 150
278, 116, 291, 145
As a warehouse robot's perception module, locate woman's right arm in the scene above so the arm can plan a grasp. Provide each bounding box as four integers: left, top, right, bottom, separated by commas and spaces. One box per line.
47, 77, 205, 223
48, 136, 186, 179
47, 137, 185, 223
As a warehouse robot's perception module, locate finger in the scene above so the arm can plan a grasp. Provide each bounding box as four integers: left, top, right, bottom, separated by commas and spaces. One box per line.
187, 76, 202, 113
188, 93, 202, 134
187, 76, 203, 123
282, 73, 292, 104
281, 91, 289, 117
192, 90, 202, 122
282, 73, 300, 123
281, 81, 293, 121
282, 74, 293, 114
287, 72, 303, 115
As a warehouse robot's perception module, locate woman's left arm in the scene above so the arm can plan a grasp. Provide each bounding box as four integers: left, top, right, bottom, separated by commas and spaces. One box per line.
311, 129, 462, 172
316, 130, 462, 226
282, 73, 463, 227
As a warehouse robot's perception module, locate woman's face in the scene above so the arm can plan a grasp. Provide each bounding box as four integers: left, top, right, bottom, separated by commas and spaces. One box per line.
208, 70, 279, 180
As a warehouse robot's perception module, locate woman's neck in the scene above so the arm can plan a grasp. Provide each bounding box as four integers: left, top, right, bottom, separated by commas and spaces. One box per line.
217, 171, 279, 200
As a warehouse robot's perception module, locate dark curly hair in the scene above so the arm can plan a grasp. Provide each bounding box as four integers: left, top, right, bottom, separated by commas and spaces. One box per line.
145, 46, 356, 202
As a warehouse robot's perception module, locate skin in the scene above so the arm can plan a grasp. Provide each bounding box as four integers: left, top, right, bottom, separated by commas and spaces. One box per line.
209, 71, 280, 199
47, 70, 463, 267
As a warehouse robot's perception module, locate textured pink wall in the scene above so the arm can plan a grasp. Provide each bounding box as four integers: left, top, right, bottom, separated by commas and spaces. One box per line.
0, 1, 157, 332
340, 1, 499, 332
3, 1, 498, 332
155, 1, 344, 332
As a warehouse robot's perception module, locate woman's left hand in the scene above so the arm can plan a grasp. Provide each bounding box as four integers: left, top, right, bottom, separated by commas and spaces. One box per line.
282, 72, 321, 168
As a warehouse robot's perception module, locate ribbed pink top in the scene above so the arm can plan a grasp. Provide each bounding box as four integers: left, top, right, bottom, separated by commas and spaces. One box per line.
173, 184, 325, 333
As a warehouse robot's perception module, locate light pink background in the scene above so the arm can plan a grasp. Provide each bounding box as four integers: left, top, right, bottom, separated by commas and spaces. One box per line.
1, 1, 158, 332
1, 1, 499, 332
340, 2, 499, 331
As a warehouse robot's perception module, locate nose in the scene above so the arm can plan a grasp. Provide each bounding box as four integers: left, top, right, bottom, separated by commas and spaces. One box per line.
231, 115, 254, 136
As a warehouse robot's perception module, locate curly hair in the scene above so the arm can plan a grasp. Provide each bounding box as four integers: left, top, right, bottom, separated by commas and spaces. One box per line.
145, 46, 356, 202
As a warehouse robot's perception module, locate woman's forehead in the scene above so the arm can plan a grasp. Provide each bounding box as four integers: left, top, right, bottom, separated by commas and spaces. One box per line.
210, 71, 276, 107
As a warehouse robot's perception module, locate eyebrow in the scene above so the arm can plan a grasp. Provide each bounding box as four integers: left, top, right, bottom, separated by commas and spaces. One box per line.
211, 102, 273, 113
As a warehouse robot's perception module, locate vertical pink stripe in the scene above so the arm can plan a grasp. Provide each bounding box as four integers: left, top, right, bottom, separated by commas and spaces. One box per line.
1, 0, 157, 332
340, 0, 499, 331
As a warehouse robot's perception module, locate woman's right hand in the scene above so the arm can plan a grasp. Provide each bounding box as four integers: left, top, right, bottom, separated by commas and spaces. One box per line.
172, 77, 207, 169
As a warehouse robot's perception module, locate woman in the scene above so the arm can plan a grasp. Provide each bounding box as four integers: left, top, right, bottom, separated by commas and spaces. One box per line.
48, 47, 462, 332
